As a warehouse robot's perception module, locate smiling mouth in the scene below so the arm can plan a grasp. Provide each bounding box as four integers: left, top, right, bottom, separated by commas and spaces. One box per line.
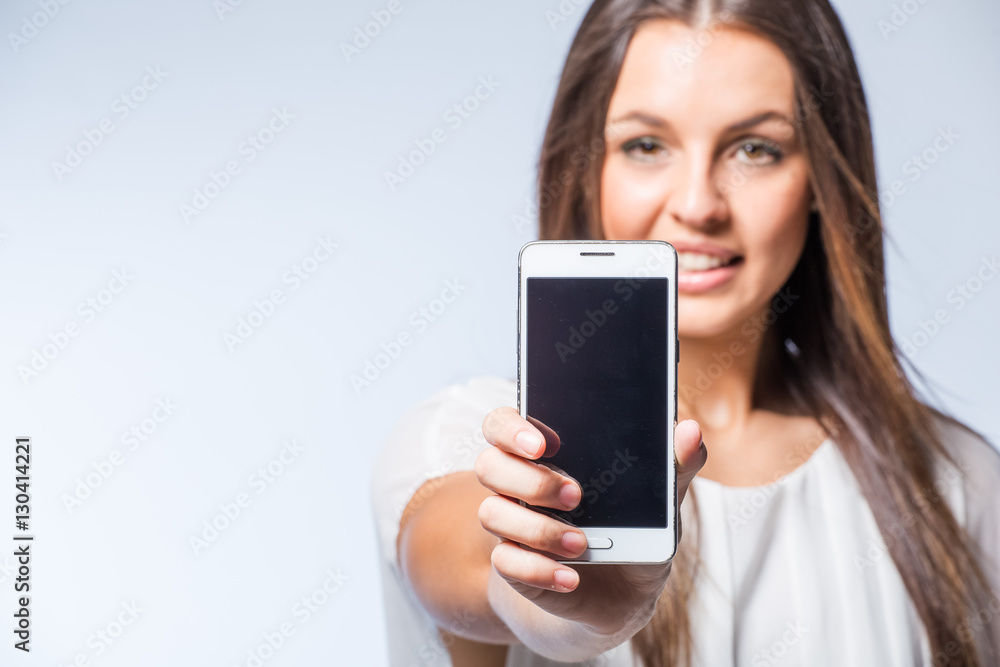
677, 252, 744, 272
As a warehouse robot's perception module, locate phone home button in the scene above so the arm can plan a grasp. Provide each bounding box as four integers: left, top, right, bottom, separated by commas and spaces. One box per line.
587, 537, 613, 550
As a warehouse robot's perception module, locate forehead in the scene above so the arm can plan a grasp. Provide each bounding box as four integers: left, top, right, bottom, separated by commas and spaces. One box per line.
607, 19, 797, 129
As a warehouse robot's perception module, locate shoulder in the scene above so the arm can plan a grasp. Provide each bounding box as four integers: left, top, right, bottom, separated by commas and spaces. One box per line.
926, 411, 1000, 659
369, 376, 516, 565
926, 410, 1000, 533
389, 375, 516, 440
376, 375, 517, 476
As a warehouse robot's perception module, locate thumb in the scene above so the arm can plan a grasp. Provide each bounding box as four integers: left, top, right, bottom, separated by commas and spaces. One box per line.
674, 419, 707, 507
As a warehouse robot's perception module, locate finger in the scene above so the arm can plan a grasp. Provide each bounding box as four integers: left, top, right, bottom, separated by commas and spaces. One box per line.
674, 419, 708, 507
482, 407, 547, 459
526, 416, 561, 457
478, 495, 587, 559
490, 539, 581, 593
474, 446, 581, 510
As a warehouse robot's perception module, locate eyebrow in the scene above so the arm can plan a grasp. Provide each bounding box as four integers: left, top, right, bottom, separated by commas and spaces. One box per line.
607, 110, 793, 133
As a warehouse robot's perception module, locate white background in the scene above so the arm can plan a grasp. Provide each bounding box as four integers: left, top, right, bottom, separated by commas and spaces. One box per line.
0, 0, 997, 665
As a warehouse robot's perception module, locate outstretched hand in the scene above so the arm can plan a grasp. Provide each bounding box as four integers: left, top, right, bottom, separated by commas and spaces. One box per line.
475, 408, 707, 637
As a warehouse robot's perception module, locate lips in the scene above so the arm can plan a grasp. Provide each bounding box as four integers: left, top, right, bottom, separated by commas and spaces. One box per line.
671, 241, 743, 293
670, 241, 741, 263
676, 252, 741, 272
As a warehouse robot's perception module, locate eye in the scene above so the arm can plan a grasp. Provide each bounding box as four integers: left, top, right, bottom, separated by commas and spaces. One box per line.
622, 136, 666, 162
735, 139, 782, 165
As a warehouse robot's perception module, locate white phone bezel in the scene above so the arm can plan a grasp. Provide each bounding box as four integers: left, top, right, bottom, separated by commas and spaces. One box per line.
517, 240, 679, 564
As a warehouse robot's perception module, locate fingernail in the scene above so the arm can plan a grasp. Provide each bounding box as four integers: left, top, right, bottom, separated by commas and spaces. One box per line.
515, 430, 543, 456
553, 568, 578, 591
561, 531, 587, 555
559, 482, 580, 509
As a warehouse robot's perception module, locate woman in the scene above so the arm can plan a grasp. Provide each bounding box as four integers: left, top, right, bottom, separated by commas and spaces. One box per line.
371, 0, 1000, 664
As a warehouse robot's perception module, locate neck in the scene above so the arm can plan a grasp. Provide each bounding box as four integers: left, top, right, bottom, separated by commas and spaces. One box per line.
677, 312, 788, 432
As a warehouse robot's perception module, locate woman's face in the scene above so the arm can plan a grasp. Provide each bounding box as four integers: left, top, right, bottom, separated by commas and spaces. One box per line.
601, 19, 812, 340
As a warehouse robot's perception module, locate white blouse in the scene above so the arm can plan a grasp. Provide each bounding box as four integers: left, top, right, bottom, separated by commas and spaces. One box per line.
370, 376, 1000, 666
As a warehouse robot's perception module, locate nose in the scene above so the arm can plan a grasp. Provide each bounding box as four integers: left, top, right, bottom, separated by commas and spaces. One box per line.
665, 154, 728, 231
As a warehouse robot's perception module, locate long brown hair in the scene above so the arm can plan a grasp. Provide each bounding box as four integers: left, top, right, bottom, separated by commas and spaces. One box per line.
536, 0, 995, 665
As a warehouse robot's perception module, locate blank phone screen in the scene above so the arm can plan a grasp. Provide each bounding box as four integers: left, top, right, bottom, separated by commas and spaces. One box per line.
525, 276, 669, 528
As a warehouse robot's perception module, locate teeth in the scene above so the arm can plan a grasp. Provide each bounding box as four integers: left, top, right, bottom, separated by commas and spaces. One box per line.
677, 252, 731, 271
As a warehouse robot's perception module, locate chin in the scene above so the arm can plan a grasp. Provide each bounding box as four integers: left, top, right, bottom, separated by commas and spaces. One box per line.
678, 298, 757, 341
678, 324, 739, 341
677, 318, 742, 341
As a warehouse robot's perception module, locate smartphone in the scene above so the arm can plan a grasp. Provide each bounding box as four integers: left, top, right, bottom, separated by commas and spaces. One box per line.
517, 240, 678, 564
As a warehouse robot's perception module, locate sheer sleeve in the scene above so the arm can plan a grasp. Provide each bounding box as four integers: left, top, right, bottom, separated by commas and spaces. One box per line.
931, 414, 1000, 663
369, 376, 517, 666
371, 376, 516, 573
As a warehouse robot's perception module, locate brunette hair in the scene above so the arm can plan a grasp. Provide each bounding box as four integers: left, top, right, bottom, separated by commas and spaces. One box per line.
536, 1, 995, 665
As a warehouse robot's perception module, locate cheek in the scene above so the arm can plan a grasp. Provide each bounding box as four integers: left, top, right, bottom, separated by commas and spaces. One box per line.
730, 164, 810, 272
600, 158, 666, 239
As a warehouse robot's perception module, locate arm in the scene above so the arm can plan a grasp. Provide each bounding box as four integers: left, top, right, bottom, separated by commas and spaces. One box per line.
396, 470, 517, 643
398, 407, 708, 661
